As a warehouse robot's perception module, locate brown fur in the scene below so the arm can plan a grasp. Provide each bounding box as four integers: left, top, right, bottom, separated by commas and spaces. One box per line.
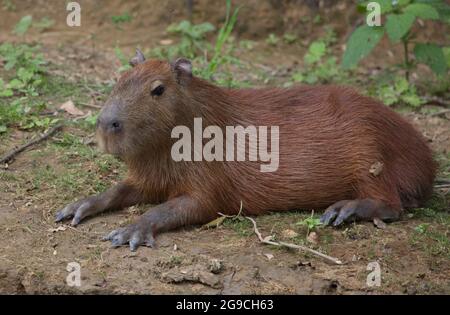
97, 59, 436, 224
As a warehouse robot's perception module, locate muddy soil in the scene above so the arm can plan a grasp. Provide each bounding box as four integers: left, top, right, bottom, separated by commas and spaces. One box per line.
0, 1, 449, 294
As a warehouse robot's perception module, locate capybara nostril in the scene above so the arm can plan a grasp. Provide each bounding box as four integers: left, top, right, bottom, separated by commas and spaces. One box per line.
97, 115, 122, 133
109, 120, 122, 133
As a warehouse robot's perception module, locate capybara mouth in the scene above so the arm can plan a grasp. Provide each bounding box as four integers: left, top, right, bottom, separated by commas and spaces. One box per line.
96, 131, 121, 157
96, 132, 107, 152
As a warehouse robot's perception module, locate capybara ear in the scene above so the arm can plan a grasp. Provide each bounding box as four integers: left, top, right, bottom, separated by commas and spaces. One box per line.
171, 58, 192, 84
129, 49, 146, 67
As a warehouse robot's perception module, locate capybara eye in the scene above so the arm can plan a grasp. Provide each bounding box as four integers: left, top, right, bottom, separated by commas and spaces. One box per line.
151, 80, 165, 97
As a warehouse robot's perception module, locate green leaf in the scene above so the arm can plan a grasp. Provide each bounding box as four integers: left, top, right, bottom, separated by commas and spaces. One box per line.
414, 43, 448, 75
0, 89, 13, 97
8, 78, 24, 89
292, 72, 304, 82
17, 67, 34, 83
84, 113, 99, 126
429, 2, 450, 24
283, 33, 297, 44
401, 93, 422, 107
341, 25, 384, 69
191, 23, 215, 39
305, 41, 326, 65
34, 17, 55, 31
443, 47, 450, 67
404, 3, 439, 20
396, 0, 411, 7
0, 125, 7, 133
395, 78, 409, 94
13, 15, 33, 35
415, 223, 429, 234
386, 13, 415, 42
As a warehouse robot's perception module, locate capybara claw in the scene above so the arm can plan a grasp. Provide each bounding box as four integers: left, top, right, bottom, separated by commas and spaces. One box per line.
104, 221, 155, 251
320, 208, 338, 226
54, 210, 68, 223
54, 196, 99, 226
321, 199, 399, 227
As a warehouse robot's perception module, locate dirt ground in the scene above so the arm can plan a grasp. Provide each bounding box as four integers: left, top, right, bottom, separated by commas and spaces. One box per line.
0, 1, 449, 294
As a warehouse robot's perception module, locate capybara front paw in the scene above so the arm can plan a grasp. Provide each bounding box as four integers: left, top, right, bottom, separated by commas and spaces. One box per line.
320, 199, 399, 227
55, 196, 99, 226
102, 221, 156, 251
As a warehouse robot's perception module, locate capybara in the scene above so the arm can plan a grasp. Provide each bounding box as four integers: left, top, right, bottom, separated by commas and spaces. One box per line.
55, 50, 436, 251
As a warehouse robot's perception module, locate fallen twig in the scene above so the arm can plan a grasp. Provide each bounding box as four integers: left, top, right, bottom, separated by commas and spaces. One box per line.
0, 124, 63, 164
429, 108, 450, 118
83, 83, 105, 97
245, 216, 343, 265
78, 102, 102, 109
218, 209, 342, 265
217, 203, 342, 265
435, 184, 450, 189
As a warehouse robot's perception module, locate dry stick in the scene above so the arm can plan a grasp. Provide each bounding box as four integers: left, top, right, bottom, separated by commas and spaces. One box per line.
83, 83, 105, 96
218, 210, 343, 264
78, 102, 102, 109
0, 124, 63, 164
245, 216, 343, 265
429, 108, 450, 118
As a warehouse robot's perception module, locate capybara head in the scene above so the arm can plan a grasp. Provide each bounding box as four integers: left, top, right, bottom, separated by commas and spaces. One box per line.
96, 49, 193, 159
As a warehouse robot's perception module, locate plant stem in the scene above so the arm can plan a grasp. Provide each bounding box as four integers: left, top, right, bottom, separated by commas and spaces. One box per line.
403, 38, 410, 82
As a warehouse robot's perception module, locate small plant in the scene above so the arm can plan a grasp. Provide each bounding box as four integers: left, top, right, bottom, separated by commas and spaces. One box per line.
151, 0, 239, 85
291, 30, 345, 84
343, 0, 449, 80
283, 33, 297, 44
114, 46, 132, 72
202, 0, 240, 79
13, 15, 32, 35
84, 112, 99, 127
0, 43, 52, 132
266, 33, 279, 46
313, 15, 322, 24
34, 17, 54, 32
165, 20, 215, 59
111, 12, 132, 25
239, 40, 255, 50
0, 99, 22, 133
296, 211, 322, 237
20, 116, 59, 130
0, 43, 45, 97
3, 0, 16, 11
415, 223, 430, 234
371, 75, 423, 107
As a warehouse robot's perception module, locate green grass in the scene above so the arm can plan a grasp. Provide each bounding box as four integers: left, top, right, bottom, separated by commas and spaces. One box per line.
0, 42, 122, 208
0, 42, 109, 135
223, 216, 253, 237
111, 12, 132, 25
410, 224, 450, 261
0, 171, 18, 181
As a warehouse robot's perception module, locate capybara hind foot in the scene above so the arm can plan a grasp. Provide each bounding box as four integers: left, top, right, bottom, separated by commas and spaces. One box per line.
320, 198, 401, 227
